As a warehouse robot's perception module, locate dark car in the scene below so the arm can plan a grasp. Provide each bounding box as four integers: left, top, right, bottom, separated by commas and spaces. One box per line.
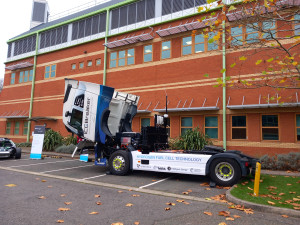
0, 138, 21, 159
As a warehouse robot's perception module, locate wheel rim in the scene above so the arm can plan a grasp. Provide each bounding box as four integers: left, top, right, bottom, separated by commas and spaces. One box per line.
215, 162, 234, 181
112, 156, 125, 171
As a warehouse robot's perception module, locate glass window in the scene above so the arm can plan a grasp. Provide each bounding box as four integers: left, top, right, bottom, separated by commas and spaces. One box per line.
87, 60, 92, 67
10, 73, 15, 84
110, 52, 117, 68
181, 117, 193, 135
45, 65, 56, 79
195, 34, 204, 53
29, 70, 33, 81
24, 70, 29, 82
262, 115, 279, 140
96, 59, 101, 65
70, 109, 83, 130
205, 116, 218, 139
19, 71, 24, 83
231, 26, 243, 46
141, 118, 150, 129
295, 14, 300, 36
51, 65, 56, 77
162, 41, 171, 59
23, 121, 29, 135
71, 64, 76, 70
144, 45, 153, 62
297, 114, 300, 141
6, 122, 11, 134
246, 23, 259, 43
127, 49, 134, 65
232, 116, 247, 139
79, 62, 84, 69
207, 32, 218, 51
263, 20, 276, 40
118, 50, 126, 66
14, 122, 20, 135
182, 36, 192, 55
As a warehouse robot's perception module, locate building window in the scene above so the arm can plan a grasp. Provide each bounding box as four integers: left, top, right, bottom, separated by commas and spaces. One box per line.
45, 65, 56, 78
182, 33, 217, 56
262, 115, 279, 140
295, 14, 300, 36
14, 122, 20, 135
96, 59, 101, 65
23, 121, 29, 135
24, 70, 29, 82
246, 23, 259, 43
79, 62, 84, 69
29, 70, 33, 81
144, 45, 153, 62
71, 64, 76, 70
232, 116, 247, 139
296, 114, 300, 141
19, 69, 33, 83
6, 122, 11, 134
205, 116, 218, 139
19, 71, 24, 83
110, 49, 135, 68
10, 73, 15, 84
162, 41, 171, 59
195, 34, 205, 53
87, 60, 92, 67
141, 118, 150, 130
231, 26, 243, 46
181, 117, 193, 135
207, 32, 219, 51
262, 20, 276, 40
182, 36, 192, 55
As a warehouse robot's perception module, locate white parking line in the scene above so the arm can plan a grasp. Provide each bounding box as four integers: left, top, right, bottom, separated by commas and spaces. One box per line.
9, 159, 75, 168
0, 158, 31, 162
41, 165, 93, 173
139, 177, 173, 189
80, 174, 107, 180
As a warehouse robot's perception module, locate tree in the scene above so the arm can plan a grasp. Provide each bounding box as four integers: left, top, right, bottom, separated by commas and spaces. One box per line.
198, 0, 300, 91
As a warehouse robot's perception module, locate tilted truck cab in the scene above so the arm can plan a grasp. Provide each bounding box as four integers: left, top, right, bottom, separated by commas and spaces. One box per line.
63, 79, 258, 186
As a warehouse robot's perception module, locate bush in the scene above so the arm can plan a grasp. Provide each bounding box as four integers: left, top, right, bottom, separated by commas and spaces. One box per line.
260, 152, 300, 171
55, 144, 76, 154
16, 142, 32, 147
169, 127, 212, 150
43, 129, 63, 151
63, 135, 77, 146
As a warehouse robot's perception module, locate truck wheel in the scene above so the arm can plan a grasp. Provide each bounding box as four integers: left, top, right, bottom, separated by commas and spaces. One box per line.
109, 150, 130, 176
209, 158, 241, 186
15, 148, 21, 159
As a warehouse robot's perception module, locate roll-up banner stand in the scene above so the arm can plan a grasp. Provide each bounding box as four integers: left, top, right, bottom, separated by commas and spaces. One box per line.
30, 125, 45, 159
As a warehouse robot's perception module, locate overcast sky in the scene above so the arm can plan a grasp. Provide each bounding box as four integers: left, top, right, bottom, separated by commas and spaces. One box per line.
0, 0, 109, 80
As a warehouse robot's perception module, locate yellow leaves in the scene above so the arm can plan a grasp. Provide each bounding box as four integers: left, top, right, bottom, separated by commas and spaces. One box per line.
126, 203, 133, 207
281, 215, 289, 218
96, 201, 102, 205
279, 193, 285, 196
132, 194, 140, 197
219, 211, 230, 217
182, 192, 189, 195
38, 196, 46, 199
233, 215, 241, 218
226, 217, 235, 221
94, 194, 101, 198
166, 202, 176, 206
239, 56, 247, 61
267, 58, 274, 63
256, 59, 263, 65
287, 183, 292, 186
89, 212, 99, 215
176, 199, 185, 203
230, 63, 236, 68
267, 201, 276, 205
5, 184, 17, 187
165, 207, 171, 211
56, 220, 64, 223
64, 202, 72, 205
228, 5, 236, 12
118, 191, 123, 193
58, 208, 70, 211
41, 180, 47, 182
60, 194, 66, 197
219, 223, 227, 225
134, 222, 140, 225
293, 198, 300, 201
111, 223, 124, 225
204, 211, 213, 216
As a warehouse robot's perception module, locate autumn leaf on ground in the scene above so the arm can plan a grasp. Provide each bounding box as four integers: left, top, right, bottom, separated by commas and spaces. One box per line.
248, 187, 253, 191
279, 193, 285, 196
226, 217, 234, 221
289, 192, 296, 194
176, 199, 184, 203
41, 180, 47, 182
219, 211, 230, 217
89, 212, 99, 215
134, 222, 140, 225
204, 211, 213, 216
183, 202, 190, 205
165, 207, 171, 211
94, 194, 101, 198
38, 196, 46, 199
126, 203, 133, 207
267, 186, 277, 189
56, 220, 64, 223
182, 192, 189, 195
58, 208, 70, 211
118, 191, 123, 193
5, 184, 17, 187
223, 187, 231, 190
64, 202, 72, 205
152, 180, 157, 182
96, 201, 102, 205
267, 201, 276, 205
218, 222, 227, 225
187, 189, 192, 192
166, 202, 176, 206
60, 194, 66, 197
294, 207, 300, 210
281, 215, 289, 218
244, 209, 254, 214
205, 188, 211, 190
205, 198, 212, 201
35, 178, 40, 180
132, 194, 140, 197
287, 184, 292, 186
293, 198, 300, 201
111, 223, 124, 225
200, 182, 209, 187
233, 215, 241, 218
48, 186, 53, 188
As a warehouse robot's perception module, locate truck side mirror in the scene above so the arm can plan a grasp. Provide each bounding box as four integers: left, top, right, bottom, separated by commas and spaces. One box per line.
65, 111, 72, 117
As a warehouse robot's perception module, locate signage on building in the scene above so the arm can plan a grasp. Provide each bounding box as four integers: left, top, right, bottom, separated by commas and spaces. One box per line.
30, 125, 46, 159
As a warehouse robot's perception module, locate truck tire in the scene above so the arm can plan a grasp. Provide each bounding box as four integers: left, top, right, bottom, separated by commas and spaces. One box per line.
15, 148, 21, 159
209, 158, 241, 186
109, 150, 130, 176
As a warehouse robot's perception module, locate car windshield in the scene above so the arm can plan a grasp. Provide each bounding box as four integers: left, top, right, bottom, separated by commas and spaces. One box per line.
0, 141, 13, 147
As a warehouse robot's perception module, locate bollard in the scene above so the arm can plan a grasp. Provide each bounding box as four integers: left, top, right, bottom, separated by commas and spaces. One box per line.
253, 162, 261, 196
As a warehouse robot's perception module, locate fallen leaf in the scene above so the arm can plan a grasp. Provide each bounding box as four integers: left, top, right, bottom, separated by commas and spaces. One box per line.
58, 208, 70, 211
281, 215, 289, 218
187, 189, 193, 192
96, 201, 102, 205
38, 196, 46, 199
118, 191, 123, 193
134, 222, 140, 225
48, 186, 53, 188
5, 184, 17, 187
56, 220, 64, 223
152, 180, 157, 182
233, 215, 241, 218
205, 198, 212, 201
267, 186, 277, 189
287, 184, 292, 186
267, 201, 276, 205
94, 195, 101, 198
244, 209, 254, 214
35, 178, 40, 180
165, 207, 171, 211
41, 180, 47, 182
270, 192, 277, 195
126, 203, 133, 207
289, 192, 296, 194
200, 182, 210, 187
132, 194, 140, 197
218, 223, 227, 225
205, 188, 211, 190
293, 207, 300, 210
128, 189, 133, 191
183, 202, 190, 205
176, 199, 184, 203
182, 192, 189, 195
204, 211, 213, 216
248, 187, 253, 191
219, 211, 230, 217
279, 193, 285, 196
64, 202, 72, 205
111, 223, 123, 225
293, 198, 300, 201
166, 202, 176, 206
223, 187, 231, 190
89, 212, 99, 215
226, 217, 234, 221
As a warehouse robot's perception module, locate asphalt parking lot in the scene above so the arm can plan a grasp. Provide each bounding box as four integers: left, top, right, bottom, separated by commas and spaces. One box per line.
0, 153, 226, 199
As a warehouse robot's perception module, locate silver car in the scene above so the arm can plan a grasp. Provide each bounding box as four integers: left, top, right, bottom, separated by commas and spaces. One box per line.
0, 138, 21, 159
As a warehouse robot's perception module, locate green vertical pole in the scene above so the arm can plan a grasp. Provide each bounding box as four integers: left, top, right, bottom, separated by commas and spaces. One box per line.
27, 32, 39, 142
222, 5, 227, 150
103, 9, 110, 85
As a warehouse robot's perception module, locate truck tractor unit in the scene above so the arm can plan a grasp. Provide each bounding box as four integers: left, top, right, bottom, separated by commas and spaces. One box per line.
63, 79, 257, 186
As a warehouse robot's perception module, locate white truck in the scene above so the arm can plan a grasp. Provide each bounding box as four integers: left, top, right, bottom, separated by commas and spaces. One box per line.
62, 79, 257, 186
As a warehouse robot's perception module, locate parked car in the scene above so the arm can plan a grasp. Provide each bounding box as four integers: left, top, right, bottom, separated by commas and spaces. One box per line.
0, 138, 21, 159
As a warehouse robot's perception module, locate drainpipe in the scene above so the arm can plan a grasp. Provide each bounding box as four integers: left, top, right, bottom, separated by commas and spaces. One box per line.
222, 3, 227, 150
27, 32, 39, 142
103, 9, 110, 85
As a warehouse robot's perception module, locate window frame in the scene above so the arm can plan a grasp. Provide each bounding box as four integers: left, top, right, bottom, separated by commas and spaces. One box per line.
79, 62, 84, 69
261, 114, 280, 141
294, 14, 300, 36
231, 115, 247, 140
6, 122, 11, 135
96, 58, 101, 66
71, 63, 76, 70
140, 117, 151, 130
161, 40, 171, 60
143, 45, 153, 62
295, 114, 300, 142
180, 116, 193, 135
204, 115, 219, 139
109, 48, 135, 68
87, 60, 93, 67
14, 121, 20, 135
45, 64, 57, 79
23, 121, 29, 135
10, 72, 15, 84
